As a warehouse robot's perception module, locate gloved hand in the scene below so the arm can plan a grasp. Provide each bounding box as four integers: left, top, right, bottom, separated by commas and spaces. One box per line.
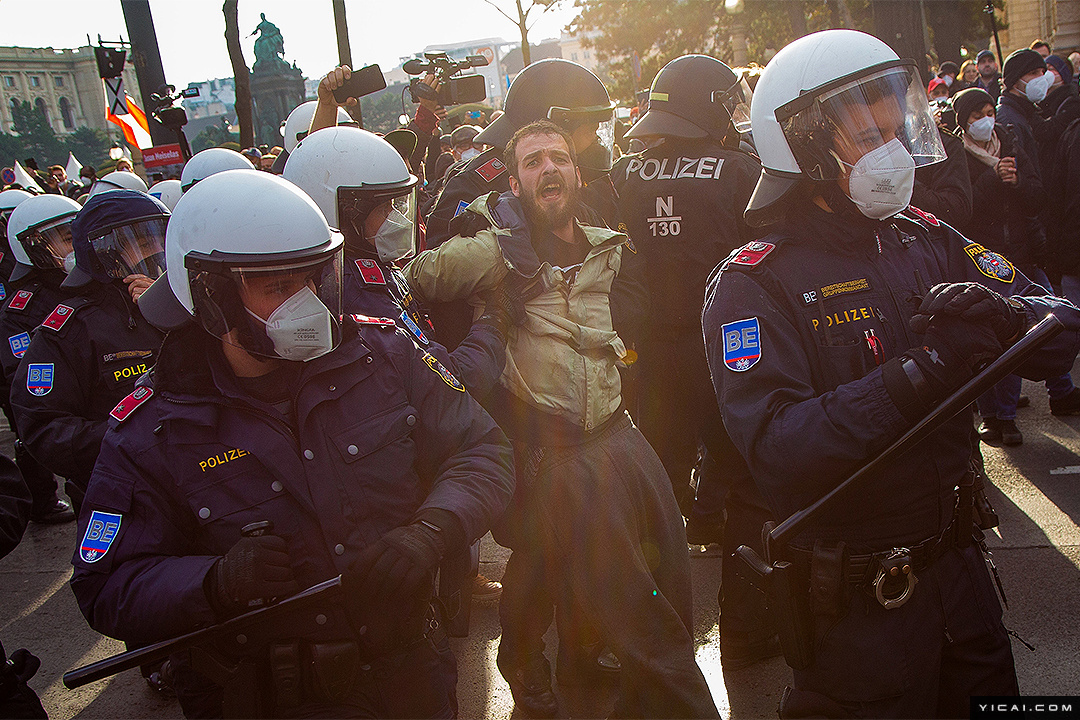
0, 642, 47, 719
910, 283, 1026, 346
347, 523, 445, 606
208, 535, 298, 615
477, 281, 528, 335
908, 312, 1003, 398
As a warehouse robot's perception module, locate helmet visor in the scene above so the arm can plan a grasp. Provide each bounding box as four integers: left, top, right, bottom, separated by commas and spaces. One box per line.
187, 249, 343, 361
338, 184, 418, 261
776, 60, 946, 181
90, 217, 168, 280
714, 72, 754, 134
19, 216, 76, 271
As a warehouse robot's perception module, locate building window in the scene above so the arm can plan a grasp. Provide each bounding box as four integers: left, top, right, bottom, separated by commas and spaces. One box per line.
29, 76, 40, 88
583, 51, 590, 60
34, 98, 49, 124
59, 97, 74, 129
54, 76, 64, 88
3, 76, 13, 88
571, 52, 579, 62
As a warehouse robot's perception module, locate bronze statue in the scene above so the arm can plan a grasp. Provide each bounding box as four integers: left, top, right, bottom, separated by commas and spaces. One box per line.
250, 13, 287, 72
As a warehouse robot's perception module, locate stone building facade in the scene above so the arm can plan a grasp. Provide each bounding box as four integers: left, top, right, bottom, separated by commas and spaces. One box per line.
1000, 0, 1080, 55
0, 45, 142, 136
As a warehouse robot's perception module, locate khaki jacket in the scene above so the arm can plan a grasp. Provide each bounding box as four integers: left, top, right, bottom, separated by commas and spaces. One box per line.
405, 194, 628, 431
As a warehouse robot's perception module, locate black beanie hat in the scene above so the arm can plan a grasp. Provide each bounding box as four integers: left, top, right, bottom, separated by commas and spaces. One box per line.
953, 87, 995, 128
1002, 48, 1047, 89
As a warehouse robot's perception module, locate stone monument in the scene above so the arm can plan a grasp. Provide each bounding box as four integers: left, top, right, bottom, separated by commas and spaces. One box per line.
248, 13, 305, 145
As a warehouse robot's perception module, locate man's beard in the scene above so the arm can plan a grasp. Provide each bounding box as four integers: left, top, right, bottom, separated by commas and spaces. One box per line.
520, 176, 578, 232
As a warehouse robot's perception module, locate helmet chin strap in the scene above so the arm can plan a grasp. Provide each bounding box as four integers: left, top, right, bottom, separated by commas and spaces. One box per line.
343, 217, 378, 258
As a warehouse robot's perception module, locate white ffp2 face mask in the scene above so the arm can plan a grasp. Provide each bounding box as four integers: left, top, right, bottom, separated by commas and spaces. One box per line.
248, 286, 335, 362
1023, 72, 1052, 103
967, 116, 996, 143
372, 209, 415, 263
845, 138, 916, 220
460, 147, 480, 163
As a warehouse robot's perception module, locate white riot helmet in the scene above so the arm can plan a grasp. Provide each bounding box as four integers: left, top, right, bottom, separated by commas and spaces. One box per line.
283, 126, 418, 263
6, 194, 82, 281
180, 148, 255, 192
0, 189, 33, 251
147, 179, 183, 210
745, 29, 946, 226
88, 170, 149, 198
280, 101, 354, 154
156, 169, 344, 362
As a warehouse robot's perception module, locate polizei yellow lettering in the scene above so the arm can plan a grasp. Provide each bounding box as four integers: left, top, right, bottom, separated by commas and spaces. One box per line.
199, 448, 250, 472
113, 363, 149, 382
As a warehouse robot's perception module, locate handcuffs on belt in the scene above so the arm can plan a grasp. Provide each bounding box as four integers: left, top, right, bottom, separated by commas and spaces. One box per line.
872, 548, 918, 609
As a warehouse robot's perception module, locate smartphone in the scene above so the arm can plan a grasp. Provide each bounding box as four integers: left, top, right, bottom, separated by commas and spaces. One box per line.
333, 64, 387, 103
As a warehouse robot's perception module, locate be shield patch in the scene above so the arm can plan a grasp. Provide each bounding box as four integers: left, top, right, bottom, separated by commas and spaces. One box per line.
721, 317, 761, 372
26, 363, 54, 396
965, 242, 1015, 283
423, 351, 465, 392
8, 332, 30, 358
79, 510, 122, 563
453, 200, 470, 218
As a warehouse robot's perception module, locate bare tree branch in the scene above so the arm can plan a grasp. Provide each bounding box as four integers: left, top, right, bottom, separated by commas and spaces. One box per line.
481, 0, 519, 25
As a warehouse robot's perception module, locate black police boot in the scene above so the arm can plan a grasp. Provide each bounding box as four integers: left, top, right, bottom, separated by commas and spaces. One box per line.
30, 498, 75, 525
719, 630, 782, 671
1050, 387, 1080, 416
497, 649, 558, 718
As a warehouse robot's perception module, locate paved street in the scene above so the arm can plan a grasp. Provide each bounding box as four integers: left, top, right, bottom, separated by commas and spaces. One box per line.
1, 374, 1078, 719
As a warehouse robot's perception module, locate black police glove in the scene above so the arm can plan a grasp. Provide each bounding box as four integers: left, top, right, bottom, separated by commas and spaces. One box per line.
0, 642, 47, 719
883, 313, 1003, 423
477, 280, 528, 336
207, 535, 298, 616
910, 282, 1027, 346
346, 509, 465, 606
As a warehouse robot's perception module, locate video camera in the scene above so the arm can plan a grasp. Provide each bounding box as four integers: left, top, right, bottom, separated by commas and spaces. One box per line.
403, 52, 488, 106
149, 84, 199, 159
929, 96, 957, 134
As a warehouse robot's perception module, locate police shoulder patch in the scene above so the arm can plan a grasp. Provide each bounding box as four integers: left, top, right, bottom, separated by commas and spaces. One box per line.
79, 510, 122, 563
400, 311, 429, 345
422, 351, 465, 392
0, 281, 6, 302
350, 313, 397, 328
7, 289, 33, 311
26, 363, 54, 396
8, 332, 30, 359
964, 242, 1015, 283
110, 385, 154, 423
721, 317, 761, 372
355, 259, 386, 285
476, 157, 507, 183
730, 241, 775, 267
453, 199, 470, 218
42, 303, 76, 331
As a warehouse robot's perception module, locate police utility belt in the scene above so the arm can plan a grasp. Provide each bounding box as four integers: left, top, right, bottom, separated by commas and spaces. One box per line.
787, 513, 964, 610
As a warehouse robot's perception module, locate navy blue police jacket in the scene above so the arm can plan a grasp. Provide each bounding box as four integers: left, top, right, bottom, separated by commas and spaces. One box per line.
343, 251, 506, 399
10, 282, 163, 486
69, 317, 514, 645
0, 271, 72, 409
703, 203, 1080, 551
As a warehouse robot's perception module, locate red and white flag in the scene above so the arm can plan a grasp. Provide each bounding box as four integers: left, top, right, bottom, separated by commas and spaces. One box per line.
103, 77, 152, 149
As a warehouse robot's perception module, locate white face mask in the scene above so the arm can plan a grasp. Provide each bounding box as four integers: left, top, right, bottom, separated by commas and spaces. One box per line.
943, 74, 955, 87
460, 147, 480, 163
967, 116, 996, 143
845, 138, 916, 220
63, 251, 77, 275
371, 208, 415, 263
248, 286, 334, 362
1022, 72, 1052, 103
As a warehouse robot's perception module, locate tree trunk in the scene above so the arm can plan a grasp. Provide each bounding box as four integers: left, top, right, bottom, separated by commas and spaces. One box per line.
518, 0, 531, 67
223, 0, 254, 149
872, 0, 928, 82
332, 0, 363, 127
787, 0, 808, 38
925, 0, 963, 66
837, 0, 856, 28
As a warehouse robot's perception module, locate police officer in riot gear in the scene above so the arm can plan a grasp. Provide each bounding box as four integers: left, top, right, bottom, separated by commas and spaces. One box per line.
72, 169, 514, 718
10, 189, 167, 515
282, 125, 513, 399
0, 193, 81, 524
703, 30, 1080, 717
612, 53, 778, 669
179, 147, 255, 193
